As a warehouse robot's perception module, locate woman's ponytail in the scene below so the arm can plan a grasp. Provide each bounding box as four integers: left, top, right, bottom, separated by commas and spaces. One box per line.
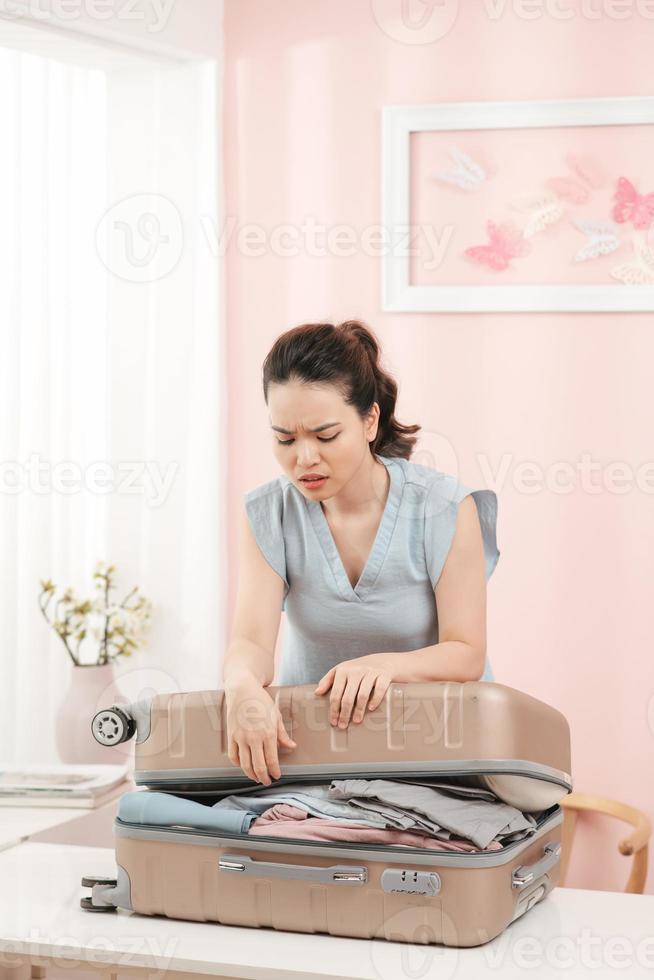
338, 321, 420, 459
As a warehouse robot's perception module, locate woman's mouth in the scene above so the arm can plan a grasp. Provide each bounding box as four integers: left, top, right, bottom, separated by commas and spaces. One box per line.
300, 476, 328, 489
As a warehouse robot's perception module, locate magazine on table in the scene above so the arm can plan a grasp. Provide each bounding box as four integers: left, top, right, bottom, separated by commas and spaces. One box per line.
0, 764, 131, 807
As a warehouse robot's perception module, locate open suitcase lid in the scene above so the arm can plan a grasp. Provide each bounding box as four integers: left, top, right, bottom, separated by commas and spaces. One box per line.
92, 682, 573, 809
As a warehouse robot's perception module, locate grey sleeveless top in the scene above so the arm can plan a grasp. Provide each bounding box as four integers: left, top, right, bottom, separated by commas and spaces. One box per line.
243, 454, 500, 686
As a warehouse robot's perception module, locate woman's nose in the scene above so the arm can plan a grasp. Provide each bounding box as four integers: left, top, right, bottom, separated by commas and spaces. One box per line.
297, 445, 320, 466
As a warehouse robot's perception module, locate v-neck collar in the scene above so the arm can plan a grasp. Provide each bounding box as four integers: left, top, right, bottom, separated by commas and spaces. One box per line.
305, 454, 403, 603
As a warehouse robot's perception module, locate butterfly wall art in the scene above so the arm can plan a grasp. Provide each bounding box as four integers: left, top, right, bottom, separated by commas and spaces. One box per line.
458, 164, 648, 276
450, 149, 604, 271
508, 192, 565, 239
464, 221, 531, 272
612, 177, 654, 231
545, 152, 605, 204
610, 236, 654, 284
432, 145, 488, 192
383, 97, 654, 311
572, 219, 622, 263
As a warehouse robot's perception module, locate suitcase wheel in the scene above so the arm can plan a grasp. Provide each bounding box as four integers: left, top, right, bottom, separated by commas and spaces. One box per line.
81, 876, 117, 888
80, 875, 118, 912
91, 706, 135, 746
80, 896, 116, 913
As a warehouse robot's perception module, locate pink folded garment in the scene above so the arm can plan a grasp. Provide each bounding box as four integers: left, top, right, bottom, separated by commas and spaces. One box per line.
249, 803, 503, 852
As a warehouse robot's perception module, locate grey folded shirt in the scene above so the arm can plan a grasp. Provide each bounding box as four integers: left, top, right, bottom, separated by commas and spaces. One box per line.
328, 779, 537, 850
390, 778, 499, 803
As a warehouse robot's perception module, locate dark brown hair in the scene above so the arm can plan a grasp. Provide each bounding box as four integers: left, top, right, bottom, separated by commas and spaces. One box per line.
262, 320, 421, 460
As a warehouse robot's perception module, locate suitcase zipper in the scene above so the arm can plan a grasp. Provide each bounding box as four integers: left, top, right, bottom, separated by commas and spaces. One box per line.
137, 765, 571, 794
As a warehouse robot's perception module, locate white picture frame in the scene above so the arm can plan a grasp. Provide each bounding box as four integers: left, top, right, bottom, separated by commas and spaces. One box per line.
381, 96, 654, 313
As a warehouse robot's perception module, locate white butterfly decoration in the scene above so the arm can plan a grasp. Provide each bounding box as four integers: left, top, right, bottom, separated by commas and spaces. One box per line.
432, 146, 487, 191
610, 236, 654, 284
572, 219, 621, 262
508, 191, 565, 238
546, 152, 605, 204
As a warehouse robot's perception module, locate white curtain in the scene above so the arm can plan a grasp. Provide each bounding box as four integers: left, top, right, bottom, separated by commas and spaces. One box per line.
0, 34, 223, 764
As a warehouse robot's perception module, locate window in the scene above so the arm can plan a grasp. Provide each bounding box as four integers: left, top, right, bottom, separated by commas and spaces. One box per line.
0, 19, 222, 763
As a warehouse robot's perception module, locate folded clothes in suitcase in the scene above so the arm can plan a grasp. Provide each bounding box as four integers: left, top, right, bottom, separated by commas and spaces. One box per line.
82, 681, 572, 947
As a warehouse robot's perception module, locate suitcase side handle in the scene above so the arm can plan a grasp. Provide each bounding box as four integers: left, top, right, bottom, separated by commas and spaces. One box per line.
218, 854, 367, 885
512, 841, 561, 890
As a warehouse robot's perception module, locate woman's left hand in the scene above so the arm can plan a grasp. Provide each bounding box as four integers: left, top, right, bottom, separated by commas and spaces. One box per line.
313, 653, 397, 728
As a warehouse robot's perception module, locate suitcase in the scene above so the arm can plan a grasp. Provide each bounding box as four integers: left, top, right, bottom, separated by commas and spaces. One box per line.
82, 681, 572, 947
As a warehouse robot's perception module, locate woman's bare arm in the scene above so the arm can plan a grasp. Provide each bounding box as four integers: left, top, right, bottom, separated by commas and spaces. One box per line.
221, 504, 286, 691
386, 493, 488, 681
432, 494, 487, 676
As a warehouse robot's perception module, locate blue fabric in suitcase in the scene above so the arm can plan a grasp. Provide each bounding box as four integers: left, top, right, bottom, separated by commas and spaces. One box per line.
118, 791, 258, 834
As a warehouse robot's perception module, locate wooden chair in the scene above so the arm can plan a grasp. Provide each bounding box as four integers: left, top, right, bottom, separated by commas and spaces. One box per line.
560, 792, 651, 893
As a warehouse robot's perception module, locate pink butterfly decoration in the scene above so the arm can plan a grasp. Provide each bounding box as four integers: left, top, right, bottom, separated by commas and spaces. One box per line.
464, 221, 532, 271
545, 152, 604, 204
612, 176, 654, 231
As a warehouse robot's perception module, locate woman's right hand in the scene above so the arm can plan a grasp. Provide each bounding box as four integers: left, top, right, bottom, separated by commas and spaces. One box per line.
224, 681, 297, 785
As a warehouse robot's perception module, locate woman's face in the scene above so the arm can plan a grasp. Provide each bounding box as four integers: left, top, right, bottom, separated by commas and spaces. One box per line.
268, 380, 379, 497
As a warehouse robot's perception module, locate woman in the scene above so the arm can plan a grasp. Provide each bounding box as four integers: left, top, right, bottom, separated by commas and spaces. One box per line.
222, 320, 500, 786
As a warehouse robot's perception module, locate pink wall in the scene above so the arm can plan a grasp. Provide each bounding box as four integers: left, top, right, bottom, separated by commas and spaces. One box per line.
224, 0, 654, 894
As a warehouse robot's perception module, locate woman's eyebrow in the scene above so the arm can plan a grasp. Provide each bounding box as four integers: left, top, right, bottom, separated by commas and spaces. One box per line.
271, 422, 340, 435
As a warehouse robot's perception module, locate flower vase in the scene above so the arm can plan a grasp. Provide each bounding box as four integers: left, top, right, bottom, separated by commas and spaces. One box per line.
55, 662, 127, 765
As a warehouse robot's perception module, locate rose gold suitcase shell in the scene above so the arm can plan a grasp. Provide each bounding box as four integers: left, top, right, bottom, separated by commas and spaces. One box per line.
85, 681, 572, 947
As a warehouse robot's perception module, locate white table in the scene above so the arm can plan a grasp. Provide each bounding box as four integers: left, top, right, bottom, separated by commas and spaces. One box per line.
0, 842, 653, 979
0, 807, 91, 852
